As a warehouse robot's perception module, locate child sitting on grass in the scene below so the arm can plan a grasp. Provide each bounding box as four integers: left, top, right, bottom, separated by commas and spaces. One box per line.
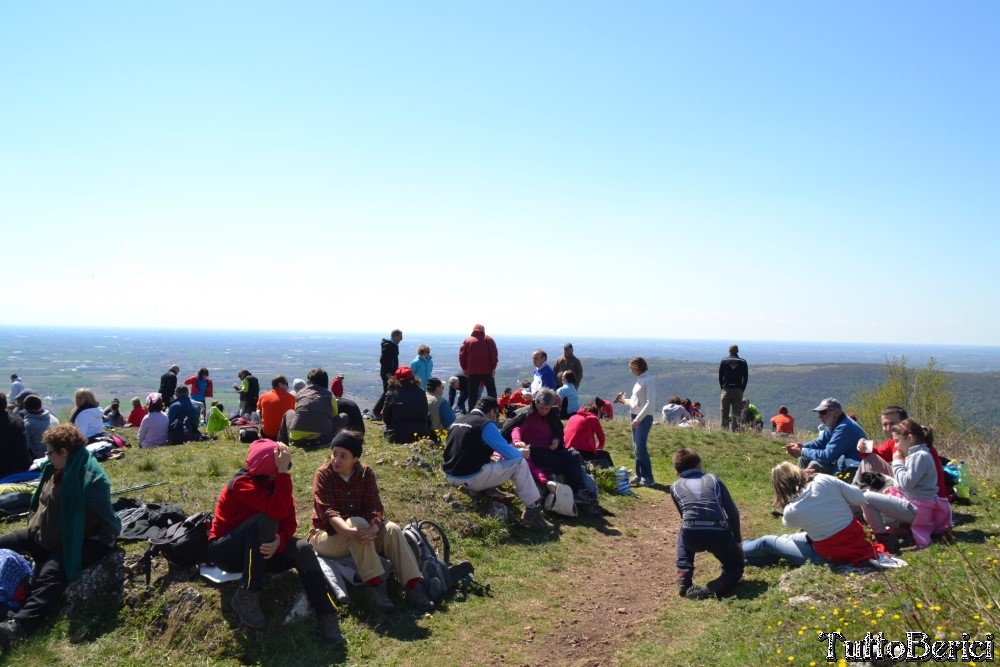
670, 448, 744, 600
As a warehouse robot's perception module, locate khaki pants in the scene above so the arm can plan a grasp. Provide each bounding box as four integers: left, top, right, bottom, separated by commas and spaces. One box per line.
720, 388, 743, 431
308, 517, 421, 585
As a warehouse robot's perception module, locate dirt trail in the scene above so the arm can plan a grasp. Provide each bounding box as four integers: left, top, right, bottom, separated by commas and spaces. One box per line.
505, 488, 682, 667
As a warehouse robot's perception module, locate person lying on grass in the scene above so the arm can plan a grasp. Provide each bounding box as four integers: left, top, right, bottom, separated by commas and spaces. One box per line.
742, 462, 877, 567
308, 430, 435, 613
670, 448, 743, 600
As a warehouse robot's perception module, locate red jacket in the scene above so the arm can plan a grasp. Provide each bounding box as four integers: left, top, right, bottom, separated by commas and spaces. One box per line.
330, 377, 344, 398
564, 410, 606, 454
872, 438, 949, 498
126, 407, 147, 428
209, 473, 296, 553
459, 325, 498, 375
811, 518, 877, 566
183, 374, 214, 400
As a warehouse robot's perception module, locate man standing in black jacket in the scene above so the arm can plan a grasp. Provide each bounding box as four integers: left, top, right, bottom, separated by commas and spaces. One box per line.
718, 345, 748, 432
159, 365, 180, 406
373, 329, 402, 418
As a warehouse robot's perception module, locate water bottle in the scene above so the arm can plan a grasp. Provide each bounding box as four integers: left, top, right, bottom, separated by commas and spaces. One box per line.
956, 460, 970, 502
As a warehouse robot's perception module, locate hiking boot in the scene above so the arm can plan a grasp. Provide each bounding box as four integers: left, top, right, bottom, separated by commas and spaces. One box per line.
319, 614, 346, 646
573, 489, 597, 506
369, 581, 396, 612
521, 505, 555, 532
405, 584, 435, 613
0, 619, 25, 650
230, 587, 266, 629
684, 584, 715, 601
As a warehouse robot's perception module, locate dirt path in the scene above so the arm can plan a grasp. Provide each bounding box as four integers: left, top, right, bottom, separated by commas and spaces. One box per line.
506, 488, 682, 667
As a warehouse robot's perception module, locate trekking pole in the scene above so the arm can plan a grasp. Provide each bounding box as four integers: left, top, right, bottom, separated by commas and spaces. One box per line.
2, 481, 170, 523
111, 481, 169, 497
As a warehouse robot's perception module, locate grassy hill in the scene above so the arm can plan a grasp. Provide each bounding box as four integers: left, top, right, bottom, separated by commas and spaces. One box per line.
1, 420, 997, 666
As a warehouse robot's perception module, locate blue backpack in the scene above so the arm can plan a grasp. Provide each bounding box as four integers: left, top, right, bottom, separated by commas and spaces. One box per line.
0, 548, 32, 614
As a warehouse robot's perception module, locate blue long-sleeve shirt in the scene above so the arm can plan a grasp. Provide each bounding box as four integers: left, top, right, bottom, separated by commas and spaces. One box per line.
801, 414, 866, 469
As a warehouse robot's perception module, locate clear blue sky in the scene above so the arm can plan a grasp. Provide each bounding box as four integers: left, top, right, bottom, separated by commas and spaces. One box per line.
2, 3, 997, 346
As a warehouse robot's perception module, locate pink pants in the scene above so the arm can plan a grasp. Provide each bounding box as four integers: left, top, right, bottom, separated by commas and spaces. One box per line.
908, 495, 953, 548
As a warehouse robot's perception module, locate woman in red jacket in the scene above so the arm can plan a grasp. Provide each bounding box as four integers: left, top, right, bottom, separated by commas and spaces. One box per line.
183, 368, 213, 421
206, 439, 344, 645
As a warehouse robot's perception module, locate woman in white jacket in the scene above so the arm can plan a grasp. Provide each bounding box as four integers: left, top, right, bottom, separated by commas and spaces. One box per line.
615, 357, 656, 487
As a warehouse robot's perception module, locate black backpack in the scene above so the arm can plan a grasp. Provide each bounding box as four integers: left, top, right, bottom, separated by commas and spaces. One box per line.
402, 520, 477, 602
168, 416, 197, 445
139, 511, 214, 587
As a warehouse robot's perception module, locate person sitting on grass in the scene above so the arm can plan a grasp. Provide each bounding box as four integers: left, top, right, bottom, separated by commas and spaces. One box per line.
102, 398, 126, 428
0, 424, 121, 649
166, 385, 203, 444
503, 388, 598, 511
206, 401, 230, 436
207, 439, 345, 645
661, 395, 690, 425
425, 377, 456, 437
861, 419, 952, 549
126, 397, 147, 428
769, 405, 795, 435
556, 371, 580, 419
138, 393, 170, 448
70, 388, 105, 440
783, 397, 866, 475
278, 368, 346, 448
443, 397, 554, 532
670, 448, 743, 600
564, 403, 610, 466
381, 366, 432, 444
308, 430, 434, 614
742, 462, 877, 567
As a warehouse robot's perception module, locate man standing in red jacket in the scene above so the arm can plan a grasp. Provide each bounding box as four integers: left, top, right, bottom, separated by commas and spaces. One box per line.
459, 324, 498, 404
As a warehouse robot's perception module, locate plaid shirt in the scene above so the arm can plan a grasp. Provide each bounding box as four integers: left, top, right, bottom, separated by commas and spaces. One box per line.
311, 460, 384, 530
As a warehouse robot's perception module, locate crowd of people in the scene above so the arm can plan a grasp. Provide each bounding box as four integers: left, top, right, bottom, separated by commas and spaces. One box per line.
0, 337, 963, 650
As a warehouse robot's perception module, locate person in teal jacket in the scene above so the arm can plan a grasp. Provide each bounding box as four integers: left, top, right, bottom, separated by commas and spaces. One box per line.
410, 345, 434, 390
0, 424, 120, 647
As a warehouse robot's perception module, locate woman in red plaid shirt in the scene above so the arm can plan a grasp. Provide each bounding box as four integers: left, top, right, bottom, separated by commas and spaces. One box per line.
308, 430, 434, 613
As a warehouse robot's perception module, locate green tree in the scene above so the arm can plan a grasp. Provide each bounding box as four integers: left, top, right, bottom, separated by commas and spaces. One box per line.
849, 356, 959, 436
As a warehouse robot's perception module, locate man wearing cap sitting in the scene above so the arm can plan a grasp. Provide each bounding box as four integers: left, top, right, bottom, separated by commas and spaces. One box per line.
784, 398, 867, 475
443, 397, 554, 532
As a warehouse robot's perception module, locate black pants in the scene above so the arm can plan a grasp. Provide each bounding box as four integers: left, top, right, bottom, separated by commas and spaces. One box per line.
676, 527, 744, 590
0, 530, 113, 634
373, 375, 390, 416
467, 374, 497, 404
529, 447, 588, 492
206, 514, 335, 617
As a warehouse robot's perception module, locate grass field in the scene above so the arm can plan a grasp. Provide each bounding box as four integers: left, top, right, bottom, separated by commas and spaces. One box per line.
1, 418, 997, 666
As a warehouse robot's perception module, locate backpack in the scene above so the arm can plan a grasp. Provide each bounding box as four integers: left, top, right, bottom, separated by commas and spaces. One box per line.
115, 501, 188, 541
0, 549, 31, 615
139, 511, 214, 587
239, 425, 259, 443
168, 416, 197, 445
402, 520, 474, 603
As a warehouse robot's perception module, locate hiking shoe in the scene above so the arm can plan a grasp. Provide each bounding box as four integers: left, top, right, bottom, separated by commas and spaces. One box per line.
0, 619, 25, 650
405, 584, 435, 613
573, 489, 597, 506
684, 584, 715, 601
369, 581, 396, 612
578, 503, 604, 517
230, 588, 266, 629
319, 614, 346, 646
630, 477, 654, 488
770, 508, 783, 518
521, 505, 555, 532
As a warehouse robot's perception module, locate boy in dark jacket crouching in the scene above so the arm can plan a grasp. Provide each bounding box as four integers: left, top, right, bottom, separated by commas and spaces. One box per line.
670, 448, 744, 600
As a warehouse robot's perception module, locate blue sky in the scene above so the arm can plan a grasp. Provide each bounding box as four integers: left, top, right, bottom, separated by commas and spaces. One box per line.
2, 3, 997, 346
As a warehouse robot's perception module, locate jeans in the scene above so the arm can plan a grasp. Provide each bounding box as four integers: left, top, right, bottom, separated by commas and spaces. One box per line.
742, 532, 824, 567
631, 414, 654, 484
